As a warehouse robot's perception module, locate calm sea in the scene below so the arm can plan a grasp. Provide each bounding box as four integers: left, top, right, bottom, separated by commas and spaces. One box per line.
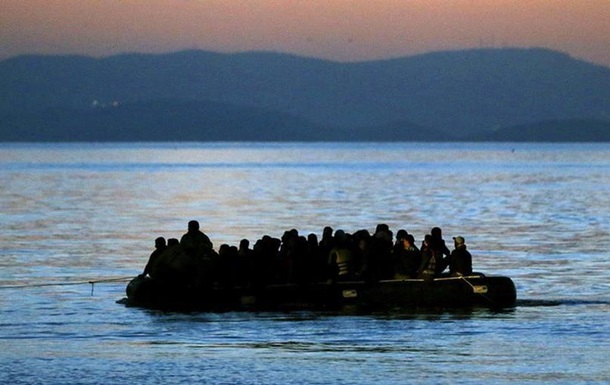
1, 142, 609, 384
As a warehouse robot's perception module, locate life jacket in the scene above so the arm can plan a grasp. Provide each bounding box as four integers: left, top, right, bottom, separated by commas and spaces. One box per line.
330, 247, 353, 277
425, 252, 437, 274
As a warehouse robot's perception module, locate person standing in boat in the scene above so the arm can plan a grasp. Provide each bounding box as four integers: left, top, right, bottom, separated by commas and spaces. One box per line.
140, 236, 167, 278
180, 220, 214, 257
446, 236, 473, 276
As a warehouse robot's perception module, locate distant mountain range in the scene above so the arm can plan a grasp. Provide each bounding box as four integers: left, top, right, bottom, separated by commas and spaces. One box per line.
1, 48, 609, 142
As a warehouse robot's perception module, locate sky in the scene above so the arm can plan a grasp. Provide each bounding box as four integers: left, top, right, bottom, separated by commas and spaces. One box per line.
2, 0, 610, 66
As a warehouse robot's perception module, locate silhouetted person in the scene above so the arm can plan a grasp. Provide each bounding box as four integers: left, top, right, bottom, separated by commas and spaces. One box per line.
328, 230, 355, 281
292, 235, 310, 284
392, 229, 408, 273
418, 234, 442, 280
394, 234, 421, 279
306, 233, 326, 282
151, 238, 199, 287
370, 224, 394, 280
276, 229, 301, 283
141, 237, 167, 278
394, 229, 408, 250
446, 236, 473, 276
317, 226, 333, 266
351, 229, 371, 278
217, 244, 239, 288
430, 227, 451, 258
180, 220, 213, 258
235, 239, 254, 287
238, 239, 252, 256
252, 235, 281, 286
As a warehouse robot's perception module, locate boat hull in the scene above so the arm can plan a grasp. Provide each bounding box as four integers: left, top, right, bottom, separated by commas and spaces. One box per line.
124, 274, 516, 311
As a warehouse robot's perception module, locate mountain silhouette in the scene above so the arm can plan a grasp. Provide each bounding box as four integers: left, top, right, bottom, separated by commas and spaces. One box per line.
1, 48, 609, 141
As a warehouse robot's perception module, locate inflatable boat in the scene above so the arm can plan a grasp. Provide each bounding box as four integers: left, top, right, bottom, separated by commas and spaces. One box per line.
123, 273, 517, 311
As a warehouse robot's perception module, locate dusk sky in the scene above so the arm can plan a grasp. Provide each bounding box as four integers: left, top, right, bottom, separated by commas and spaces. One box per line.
2, 0, 610, 66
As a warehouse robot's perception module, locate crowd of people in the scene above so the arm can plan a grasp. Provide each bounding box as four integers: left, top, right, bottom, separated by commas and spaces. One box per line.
140, 220, 473, 290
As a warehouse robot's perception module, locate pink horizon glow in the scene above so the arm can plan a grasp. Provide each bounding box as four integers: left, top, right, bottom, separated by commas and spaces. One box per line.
1, 0, 609, 66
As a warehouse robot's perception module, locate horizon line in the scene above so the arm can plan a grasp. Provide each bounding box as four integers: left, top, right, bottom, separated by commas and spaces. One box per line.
2, 46, 606, 68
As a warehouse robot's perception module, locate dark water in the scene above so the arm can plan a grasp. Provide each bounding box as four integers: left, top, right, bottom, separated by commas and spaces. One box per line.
1, 142, 609, 384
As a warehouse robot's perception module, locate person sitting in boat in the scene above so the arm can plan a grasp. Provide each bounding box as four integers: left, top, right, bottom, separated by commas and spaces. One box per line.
306, 233, 327, 283
217, 244, 239, 289
147, 240, 186, 284
418, 234, 445, 280
328, 230, 356, 281
393, 233, 421, 279
277, 229, 300, 284
318, 226, 335, 267
445, 236, 473, 276
180, 220, 214, 258
150, 237, 215, 290
393, 229, 408, 254
430, 227, 451, 258
140, 237, 167, 278
351, 229, 371, 280
252, 235, 281, 286
236, 239, 254, 287
391, 230, 406, 276
370, 224, 394, 280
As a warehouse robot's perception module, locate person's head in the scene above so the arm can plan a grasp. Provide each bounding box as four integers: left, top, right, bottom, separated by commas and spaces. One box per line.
424, 234, 432, 246
155, 237, 166, 248
188, 220, 200, 232
453, 236, 466, 247
322, 226, 333, 238
402, 234, 414, 247
334, 229, 346, 240
396, 229, 408, 242
431, 227, 442, 239
239, 239, 250, 249
307, 233, 318, 244
375, 223, 389, 234
219, 244, 230, 255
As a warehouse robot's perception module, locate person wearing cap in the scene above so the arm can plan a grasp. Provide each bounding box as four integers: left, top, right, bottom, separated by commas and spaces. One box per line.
446, 236, 472, 276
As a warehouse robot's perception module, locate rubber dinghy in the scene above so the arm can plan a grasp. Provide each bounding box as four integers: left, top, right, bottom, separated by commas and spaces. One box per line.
123, 273, 517, 311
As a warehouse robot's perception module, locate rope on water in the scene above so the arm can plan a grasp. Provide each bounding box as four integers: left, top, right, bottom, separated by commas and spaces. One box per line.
0, 276, 134, 295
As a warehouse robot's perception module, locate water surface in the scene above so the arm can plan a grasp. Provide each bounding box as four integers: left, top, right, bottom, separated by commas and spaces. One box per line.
1, 142, 609, 384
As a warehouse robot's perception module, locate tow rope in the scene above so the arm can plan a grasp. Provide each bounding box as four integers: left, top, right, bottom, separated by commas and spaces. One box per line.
0, 276, 133, 295
458, 275, 496, 306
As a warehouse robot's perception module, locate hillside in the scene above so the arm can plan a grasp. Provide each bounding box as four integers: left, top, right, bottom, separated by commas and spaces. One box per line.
1, 48, 609, 141
477, 119, 610, 142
